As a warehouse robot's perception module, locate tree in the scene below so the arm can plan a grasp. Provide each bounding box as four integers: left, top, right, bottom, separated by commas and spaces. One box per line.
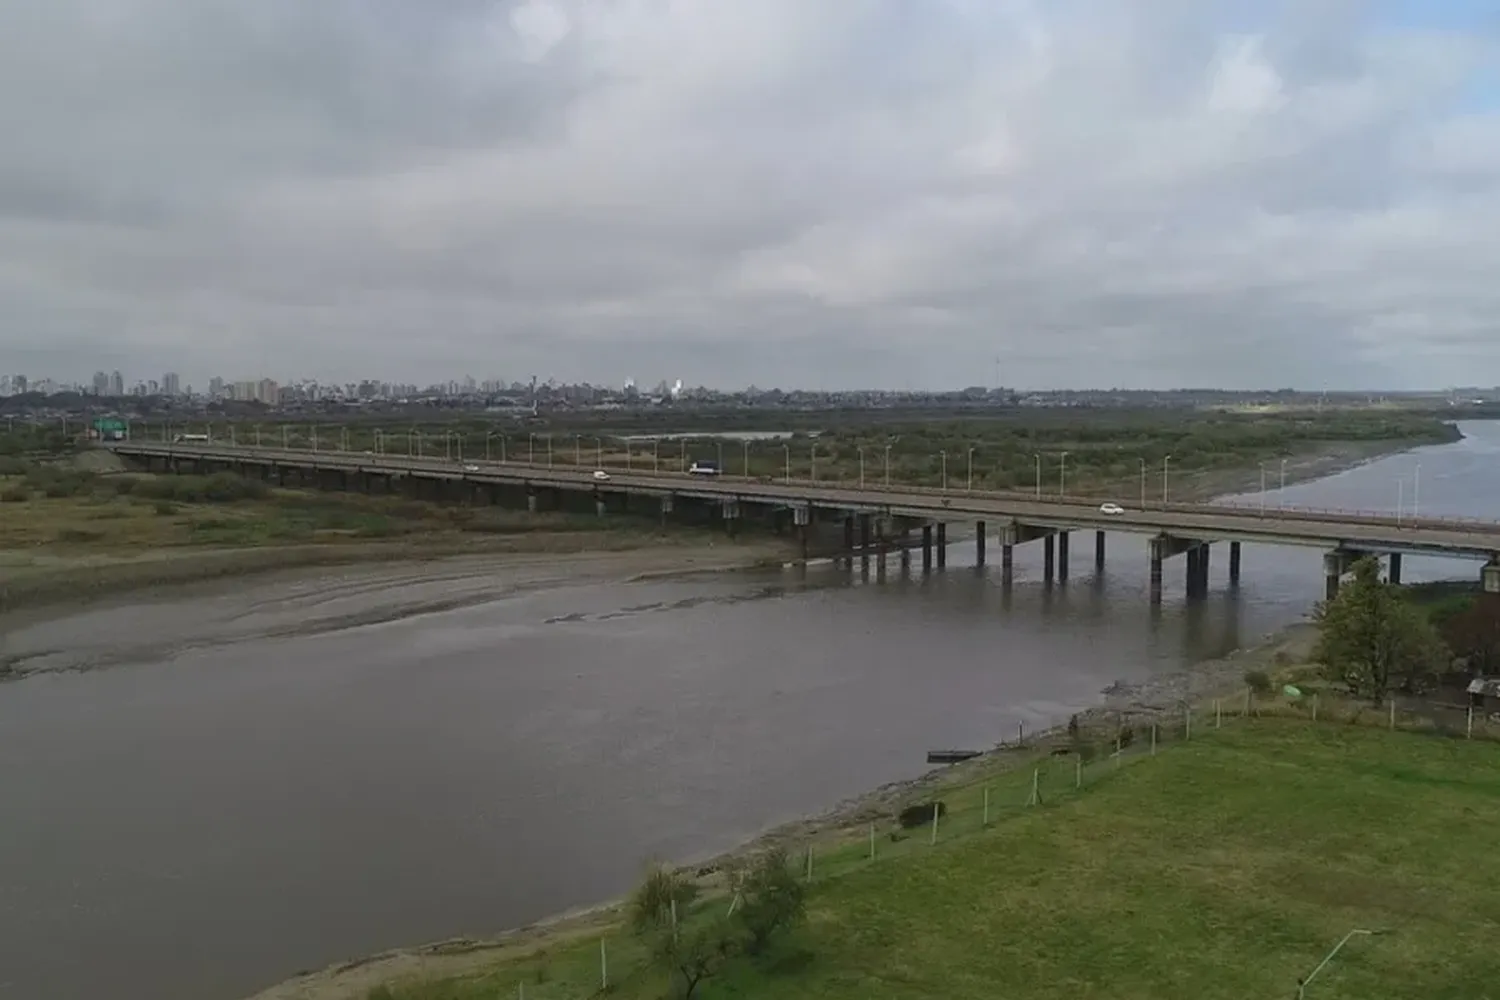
728, 847, 807, 956
1313, 556, 1449, 703
1437, 593, 1500, 676
653, 915, 742, 1000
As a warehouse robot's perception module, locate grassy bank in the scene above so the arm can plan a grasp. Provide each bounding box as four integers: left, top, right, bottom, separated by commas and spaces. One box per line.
282, 720, 1498, 1000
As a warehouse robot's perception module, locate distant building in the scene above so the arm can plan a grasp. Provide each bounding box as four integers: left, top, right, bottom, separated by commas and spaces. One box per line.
108, 370, 124, 397
92, 371, 109, 395
162, 372, 181, 396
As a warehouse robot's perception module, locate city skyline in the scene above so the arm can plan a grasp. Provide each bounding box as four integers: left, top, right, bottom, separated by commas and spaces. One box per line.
2, 3, 1498, 390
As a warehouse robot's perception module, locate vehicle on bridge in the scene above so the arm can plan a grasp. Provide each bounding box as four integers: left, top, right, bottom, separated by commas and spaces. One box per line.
593, 470, 611, 481
173, 433, 210, 443
688, 461, 720, 476
1100, 502, 1125, 515
462, 464, 480, 472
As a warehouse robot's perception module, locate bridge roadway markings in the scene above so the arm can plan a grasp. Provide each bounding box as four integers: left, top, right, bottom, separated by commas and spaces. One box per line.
108, 443, 1500, 561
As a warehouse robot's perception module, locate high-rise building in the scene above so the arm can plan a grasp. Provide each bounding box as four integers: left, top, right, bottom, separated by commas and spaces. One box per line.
12, 375, 26, 394
208, 376, 225, 398
92, 371, 109, 395
108, 370, 124, 397
162, 372, 181, 397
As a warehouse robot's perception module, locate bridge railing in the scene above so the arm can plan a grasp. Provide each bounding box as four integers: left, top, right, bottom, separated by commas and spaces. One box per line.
110, 442, 1500, 531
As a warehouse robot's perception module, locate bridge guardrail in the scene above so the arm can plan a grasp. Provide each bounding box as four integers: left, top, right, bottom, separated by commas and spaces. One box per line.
107, 442, 1500, 532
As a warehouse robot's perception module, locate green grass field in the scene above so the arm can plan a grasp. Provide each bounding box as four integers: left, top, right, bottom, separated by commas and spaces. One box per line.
374, 721, 1500, 1000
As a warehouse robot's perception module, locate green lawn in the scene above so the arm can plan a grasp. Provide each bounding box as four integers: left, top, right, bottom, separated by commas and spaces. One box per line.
376, 722, 1500, 1000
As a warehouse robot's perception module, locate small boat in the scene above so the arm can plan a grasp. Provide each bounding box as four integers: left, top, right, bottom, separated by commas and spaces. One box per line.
926, 749, 983, 764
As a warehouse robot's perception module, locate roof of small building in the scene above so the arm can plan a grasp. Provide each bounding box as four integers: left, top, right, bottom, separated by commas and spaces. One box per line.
1465, 677, 1500, 697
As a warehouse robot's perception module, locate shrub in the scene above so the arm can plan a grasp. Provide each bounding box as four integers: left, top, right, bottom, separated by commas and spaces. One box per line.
897, 801, 946, 828
55, 528, 104, 543
0, 485, 28, 502
1244, 669, 1273, 696
153, 501, 178, 516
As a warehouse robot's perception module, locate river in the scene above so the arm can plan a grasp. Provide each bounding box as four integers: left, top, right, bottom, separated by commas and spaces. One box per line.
2, 422, 1497, 1000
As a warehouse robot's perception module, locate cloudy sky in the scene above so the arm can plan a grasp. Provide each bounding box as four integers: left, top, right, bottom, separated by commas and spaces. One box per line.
2, 1, 1498, 391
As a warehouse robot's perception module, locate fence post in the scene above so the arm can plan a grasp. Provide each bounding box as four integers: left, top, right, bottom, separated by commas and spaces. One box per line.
1151, 724, 1157, 755
1028, 768, 1039, 806
1185, 707, 1192, 740
1076, 754, 1083, 788
518, 982, 524, 1000
930, 802, 941, 845
1389, 700, 1396, 730
600, 938, 608, 991
982, 787, 990, 826
869, 822, 876, 860
670, 898, 679, 943
1114, 734, 1122, 768
805, 845, 813, 881
1312, 694, 1319, 723
1018, 721, 1025, 746
1215, 699, 1222, 728
1467, 705, 1474, 740
1244, 686, 1252, 717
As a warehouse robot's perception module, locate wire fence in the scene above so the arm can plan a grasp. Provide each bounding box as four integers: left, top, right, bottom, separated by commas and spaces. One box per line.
395, 688, 1499, 999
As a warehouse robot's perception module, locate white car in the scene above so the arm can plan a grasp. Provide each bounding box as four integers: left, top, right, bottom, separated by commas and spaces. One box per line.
1099, 502, 1125, 515
462, 464, 480, 472
593, 470, 611, 481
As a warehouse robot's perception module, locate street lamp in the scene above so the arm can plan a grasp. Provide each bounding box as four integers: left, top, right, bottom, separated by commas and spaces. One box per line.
547, 435, 554, 468
1138, 458, 1147, 509
717, 440, 724, 473
596, 437, 604, 469
1279, 458, 1287, 507
1033, 454, 1043, 497
1059, 451, 1069, 496
810, 444, 817, 482
310, 425, 318, 452
1259, 463, 1266, 516
574, 434, 582, 468
883, 444, 892, 487
858, 447, 866, 488
339, 426, 349, 451
782, 443, 792, 483
1413, 462, 1421, 518
1397, 478, 1405, 525
282, 426, 290, 449
940, 450, 948, 491
742, 440, 751, 477
454, 433, 464, 463
966, 447, 975, 491
1162, 455, 1172, 504
653, 439, 660, 473
528, 433, 536, 466
679, 438, 687, 473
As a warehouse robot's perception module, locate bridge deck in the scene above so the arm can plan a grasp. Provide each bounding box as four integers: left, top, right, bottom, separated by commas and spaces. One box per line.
107, 443, 1500, 560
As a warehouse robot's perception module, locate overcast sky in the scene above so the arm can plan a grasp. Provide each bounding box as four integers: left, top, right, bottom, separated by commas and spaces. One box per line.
2, 1, 1498, 391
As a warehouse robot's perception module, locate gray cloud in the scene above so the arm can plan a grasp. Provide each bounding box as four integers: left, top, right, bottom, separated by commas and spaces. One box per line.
1, 0, 1497, 389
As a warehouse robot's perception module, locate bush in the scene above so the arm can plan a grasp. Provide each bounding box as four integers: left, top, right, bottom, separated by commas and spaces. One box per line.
730, 847, 807, 956
0, 485, 28, 502
1244, 669, 1273, 695
55, 528, 104, 543
152, 501, 178, 516
897, 801, 946, 828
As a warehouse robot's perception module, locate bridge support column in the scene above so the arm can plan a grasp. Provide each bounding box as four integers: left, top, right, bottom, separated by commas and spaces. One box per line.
660, 494, 674, 528
935, 523, 947, 569
1388, 552, 1402, 585
921, 525, 934, 574
843, 515, 856, 565
527, 490, 538, 514
858, 513, 872, 573
1095, 530, 1106, 570
1043, 534, 1055, 584
1483, 558, 1500, 594
1323, 551, 1342, 601
1185, 544, 1211, 599
975, 521, 986, 566
1057, 532, 1070, 582
793, 505, 810, 561
1228, 542, 1241, 585
1001, 544, 1014, 584
900, 527, 911, 571
1149, 553, 1163, 604
874, 517, 887, 577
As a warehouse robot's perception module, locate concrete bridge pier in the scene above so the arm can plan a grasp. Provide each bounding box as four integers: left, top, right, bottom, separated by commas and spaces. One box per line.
858, 513, 872, 575
921, 525, 934, 574
900, 526, 912, 571
975, 520, 986, 566
1149, 553, 1164, 604
722, 499, 740, 535
842, 515, 856, 567
1228, 541, 1241, 585
1001, 544, 1014, 585
527, 489, 539, 514
1388, 552, 1402, 584
793, 505, 810, 561
1483, 557, 1500, 594
1095, 530, 1106, 571
936, 523, 947, 569
1043, 534, 1056, 584
1057, 532, 1070, 582
1185, 543, 1210, 599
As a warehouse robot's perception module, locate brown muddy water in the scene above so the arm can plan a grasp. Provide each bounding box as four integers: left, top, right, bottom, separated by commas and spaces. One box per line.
2, 424, 1497, 1000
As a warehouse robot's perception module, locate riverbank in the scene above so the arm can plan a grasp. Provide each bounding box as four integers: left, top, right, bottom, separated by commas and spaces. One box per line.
244, 617, 1323, 1000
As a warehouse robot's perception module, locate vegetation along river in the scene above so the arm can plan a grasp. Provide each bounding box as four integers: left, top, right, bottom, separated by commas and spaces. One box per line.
2, 422, 1497, 1000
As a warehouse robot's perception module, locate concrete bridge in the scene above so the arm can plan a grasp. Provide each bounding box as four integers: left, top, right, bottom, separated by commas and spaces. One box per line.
106, 441, 1500, 603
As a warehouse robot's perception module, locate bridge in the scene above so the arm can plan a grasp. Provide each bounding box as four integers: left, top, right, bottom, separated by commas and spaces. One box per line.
106, 441, 1500, 603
